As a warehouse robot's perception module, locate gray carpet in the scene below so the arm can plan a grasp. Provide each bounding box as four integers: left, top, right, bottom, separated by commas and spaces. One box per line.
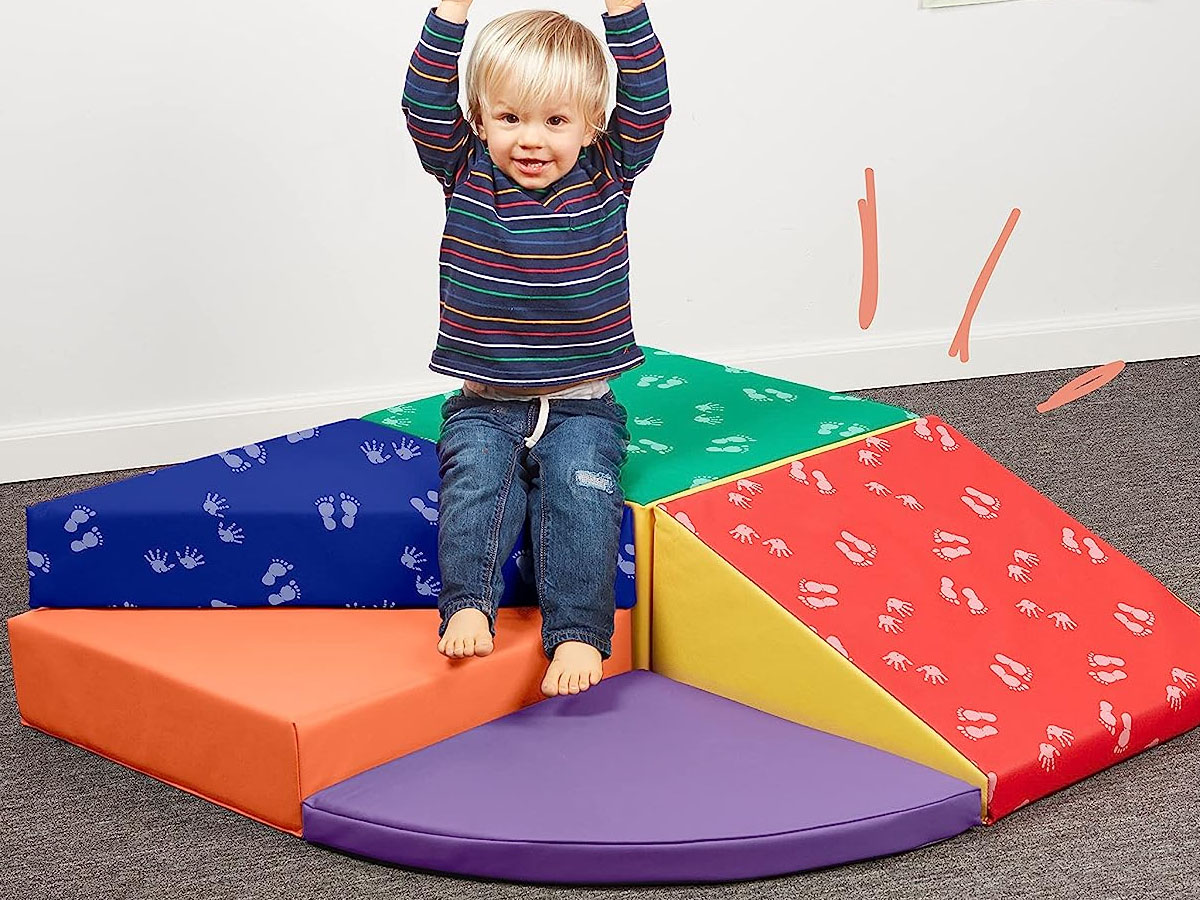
4, 358, 1199, 900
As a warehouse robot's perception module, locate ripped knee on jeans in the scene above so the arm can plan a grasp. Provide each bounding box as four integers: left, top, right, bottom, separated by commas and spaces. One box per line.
573, 469, 616, 494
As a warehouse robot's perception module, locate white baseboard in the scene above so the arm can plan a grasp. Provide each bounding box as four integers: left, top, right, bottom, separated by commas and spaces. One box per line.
3, 307, 1197, 484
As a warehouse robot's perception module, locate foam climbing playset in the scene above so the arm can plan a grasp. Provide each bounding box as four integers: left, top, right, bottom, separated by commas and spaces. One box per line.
11, 348, 1200, 884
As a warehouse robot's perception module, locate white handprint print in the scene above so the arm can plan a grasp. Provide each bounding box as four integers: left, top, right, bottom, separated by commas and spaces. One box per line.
414, 575, 441, 597
392, 438, 422, 461
885, 597, 914, 618
865, 481, 890, 496
1047, 611, 1076, 630
1007, 564, 1032, 583
217, 521, 245, 545
202, 492, 229, 518
144, 549, 175, 573
1166, 685, 1186, 711
916, 664, 947, 685
1015, 598, 1042, 618
1046, 724, 1074, 747
729, 524, 759, 544
360, 440, 392, 465
883, 651, 911, 672
864, 436, 891, 451
1038, 742, 1059, 772
897, 494, 924, 510
762, 537, 792, 558
1172, 668, 1197, 689
727, 492, 752, 509
736, 479, 763, 495
858, 449, 883, 468
878, 615, 904, 635
400, 546, 427, 572
1013, 549, 1040, 567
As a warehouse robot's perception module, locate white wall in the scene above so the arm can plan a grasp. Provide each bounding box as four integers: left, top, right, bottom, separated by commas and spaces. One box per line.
2, 0, 1198, 482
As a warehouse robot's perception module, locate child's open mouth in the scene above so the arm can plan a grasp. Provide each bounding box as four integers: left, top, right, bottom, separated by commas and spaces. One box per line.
515, 158, 549, 175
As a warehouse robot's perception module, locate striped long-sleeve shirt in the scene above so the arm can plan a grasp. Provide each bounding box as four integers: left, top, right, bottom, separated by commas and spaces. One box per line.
401, 4, 670, 387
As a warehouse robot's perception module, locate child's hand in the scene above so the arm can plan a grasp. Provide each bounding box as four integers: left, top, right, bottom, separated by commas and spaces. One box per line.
435, 0, 472, 24
604, 0, 643, 14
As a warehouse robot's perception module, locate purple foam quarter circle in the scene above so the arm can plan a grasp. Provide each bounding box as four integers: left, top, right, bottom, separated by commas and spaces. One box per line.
303, 671, 980, 884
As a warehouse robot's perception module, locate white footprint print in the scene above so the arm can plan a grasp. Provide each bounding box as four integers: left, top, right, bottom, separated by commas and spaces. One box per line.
219, 451, 251, 473
27, 550, 51, 577
286, 427, 319, 443
243, 443, 268, 465
706, 435, 755, 454
674, 511, 698, 535
268, 579, 301, 606
617, 543, 636, 577
1113, 602, 1154, 637
339, 493, 359, 528
1114, 712, 1133, 754
262, 559, 294, 586
835, 530, 876, 567
410, 490, 440, 525
935, 425, 959, 451
811, 470, 836, 495
1083, 537, 1108, 564
316, 496, 338, 531
959, 724, 999, 741
70, 526, 104, 553
798, 578, 839, 609
63, 505, 95, 533
990, 653, 1033, 691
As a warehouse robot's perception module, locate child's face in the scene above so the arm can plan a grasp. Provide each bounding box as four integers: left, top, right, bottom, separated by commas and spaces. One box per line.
478, 87, 595, 191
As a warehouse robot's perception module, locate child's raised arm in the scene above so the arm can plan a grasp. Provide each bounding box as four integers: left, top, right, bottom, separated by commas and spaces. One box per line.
601, 1, 671, 198
402, 1, 474, 197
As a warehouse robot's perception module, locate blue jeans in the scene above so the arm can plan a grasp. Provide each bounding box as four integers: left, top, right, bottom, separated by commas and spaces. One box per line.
435, 390, 630, 659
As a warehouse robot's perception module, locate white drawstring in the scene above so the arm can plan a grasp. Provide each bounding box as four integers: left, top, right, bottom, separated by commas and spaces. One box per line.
524, 396, 550, 449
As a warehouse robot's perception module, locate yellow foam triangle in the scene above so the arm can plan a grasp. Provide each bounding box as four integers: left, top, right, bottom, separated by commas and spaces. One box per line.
651, 508, 989, 819
629, 420, 913, 671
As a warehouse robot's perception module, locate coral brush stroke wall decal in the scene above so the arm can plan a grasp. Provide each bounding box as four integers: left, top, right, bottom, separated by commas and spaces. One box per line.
949, 208, 1021, 363
858, 168, 880, 330
1037, 361, 1126, 414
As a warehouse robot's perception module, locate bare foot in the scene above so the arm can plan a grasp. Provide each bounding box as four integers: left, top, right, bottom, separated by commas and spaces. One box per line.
437, 608, 494, 659
541, 641, 603, 697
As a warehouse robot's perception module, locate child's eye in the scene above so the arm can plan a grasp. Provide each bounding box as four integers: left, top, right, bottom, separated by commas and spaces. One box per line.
501, 113, 519, 124
548, 116, 566, 126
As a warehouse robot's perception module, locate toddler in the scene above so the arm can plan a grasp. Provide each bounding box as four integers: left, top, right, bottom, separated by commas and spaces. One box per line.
402, 0, 669, 695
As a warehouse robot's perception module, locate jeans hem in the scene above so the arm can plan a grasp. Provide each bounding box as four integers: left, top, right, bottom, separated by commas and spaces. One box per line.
438, 599, 496, 637
543, 627, 612, 661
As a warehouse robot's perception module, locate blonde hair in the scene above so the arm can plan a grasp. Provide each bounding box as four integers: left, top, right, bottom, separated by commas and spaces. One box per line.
465, 10, 610, 142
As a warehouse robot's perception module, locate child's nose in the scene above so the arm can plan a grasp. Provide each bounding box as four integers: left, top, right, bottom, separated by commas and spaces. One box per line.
518, 125, 546, 148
